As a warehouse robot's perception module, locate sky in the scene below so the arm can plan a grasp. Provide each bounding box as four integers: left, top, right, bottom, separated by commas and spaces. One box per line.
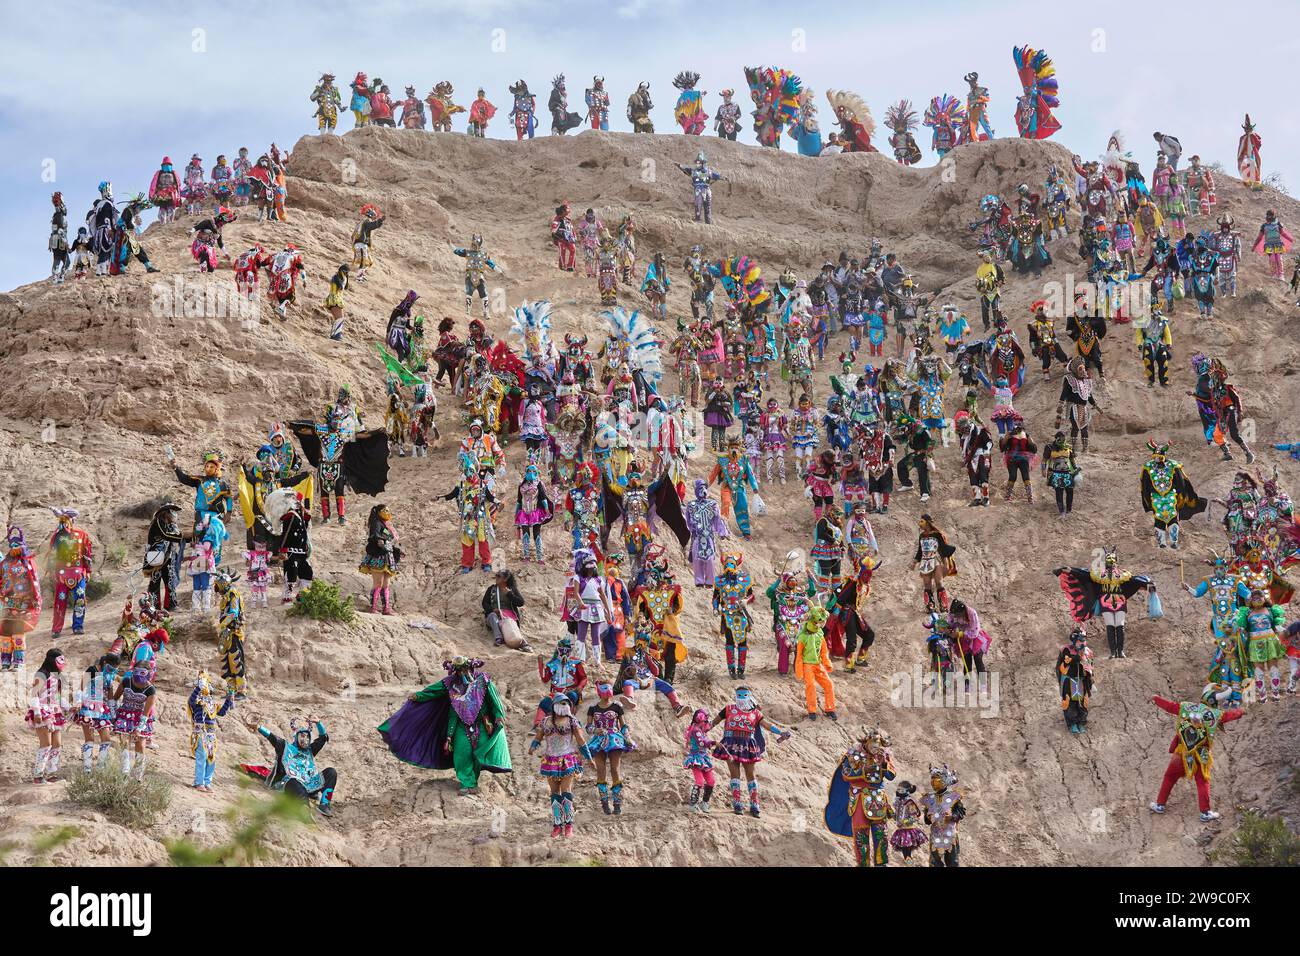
3, 0, 1299, 290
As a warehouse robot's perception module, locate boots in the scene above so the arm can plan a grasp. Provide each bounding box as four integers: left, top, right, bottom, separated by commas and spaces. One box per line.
120, 750, 134, 778
611, 782, 624, 815
369, 589, 380, 613
736, 647, 747, 680
726, 644, 736, 679
550, 794, 564, 837
382, 586, 396, 616
33, 746, 50, 783
937, 588, 951, 611
598, 782, 612, 815
1026, 482, 1034, 503
282, 580, 296, 604
336, 497, 346, 525
688, 785, 701, 810
747, 781, 761, 818
82, 742, 95, 772
321, 497, 331, 521
1004, 482, 1015, 501
191, 590, 203, 612
729, 778, 744, 815
700, 785, 713, 813
202, 588, 213, 612
46, 747, 61, 780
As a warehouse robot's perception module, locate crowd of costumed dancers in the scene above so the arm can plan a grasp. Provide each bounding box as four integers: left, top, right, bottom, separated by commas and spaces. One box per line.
14, 46, 1297, 866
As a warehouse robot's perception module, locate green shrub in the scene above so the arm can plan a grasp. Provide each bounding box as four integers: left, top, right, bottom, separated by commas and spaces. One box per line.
103, 544, 129, 569
287, 580, 355, 623
65, 757, 172, 827
1213, 810, 1300, 867
166, 788, 314, 867
86, 578, 113, 602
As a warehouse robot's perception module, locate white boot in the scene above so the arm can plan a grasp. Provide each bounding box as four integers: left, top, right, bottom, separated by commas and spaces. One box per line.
33, 746, 50, 782
202, 589, 214, 612
191, 590, 203, 612
121, 750, 134, 777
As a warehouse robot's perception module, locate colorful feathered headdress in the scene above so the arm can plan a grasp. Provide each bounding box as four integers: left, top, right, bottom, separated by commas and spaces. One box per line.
510, 299, 553, 363
884, 99, 918, 133
601, 307, 662, 383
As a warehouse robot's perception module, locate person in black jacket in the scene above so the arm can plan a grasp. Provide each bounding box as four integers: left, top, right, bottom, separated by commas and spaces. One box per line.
256, 718, 337, 816
482, 570, 529, 650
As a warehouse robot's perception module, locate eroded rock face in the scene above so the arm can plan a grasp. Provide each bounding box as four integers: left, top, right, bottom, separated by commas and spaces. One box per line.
0, 128, 1295, 867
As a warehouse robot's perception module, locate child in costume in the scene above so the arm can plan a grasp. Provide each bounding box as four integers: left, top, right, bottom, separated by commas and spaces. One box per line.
26, 648, 67, 783
360, 504, 401, 615
529, 694, 593, 838
111, 665, 157, 780
186, 519, 218, 613
514, 462, 553, 563
586, 682, 635, 815
683, 709, 717, 812
709, 687, 791, 818
1057, 628, 1094, 734
74, 652, 120, 771
891, 781, 929, 860
1253, 209, 1294, 280
243, 541, 270, 609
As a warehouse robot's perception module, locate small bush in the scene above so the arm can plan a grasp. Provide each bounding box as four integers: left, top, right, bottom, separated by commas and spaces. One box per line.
166, 789, 314, 866
86, 578, 113, 602
66, 756, 172, 827
287, 580, 355, 623
103, 544, 129, 569
1213, 810, 1300, 867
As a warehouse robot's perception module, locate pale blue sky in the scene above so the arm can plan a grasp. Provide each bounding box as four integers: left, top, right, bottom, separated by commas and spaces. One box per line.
3, 0, 1297, 289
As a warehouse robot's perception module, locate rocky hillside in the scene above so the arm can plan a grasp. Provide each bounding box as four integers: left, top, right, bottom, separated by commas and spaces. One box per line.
0, 128, 1296, 866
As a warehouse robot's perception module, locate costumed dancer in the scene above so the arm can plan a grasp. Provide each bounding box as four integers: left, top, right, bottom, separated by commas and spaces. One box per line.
964, 71, 994, 141
1237, 114, 1262, 190
586, 682, 636, 815
253, 718, 337, 816
467, 89, 496, 136
378, 656, 511, 795
110, 664, 157, 781
954, 411, 993, 507
627, 82, 654, 133
1053, 548, 1156, 659
48, 192, 69, 282
794, 606, 837, 721
74, 652, 119, 771
788, 87, 823, 156
562, 550, 614, 661
714, 88, 742, 141
529, 694, 592, 837
687, 479, 729, 587
1237, 589, 1287, 702
1012, 45, 1061, 139
584, 76, 610, 130
999, 422, 1037, 503
2, 527, 42, 671
442, 460, 495, 574
276, 493, 313, 601
1055, 358, 1101, 453
767, 550, 815, 676
743, 66, 802, 148
452, 234, 499, 318
824, 729, 896, 866
1140, 440, 1206, 549
550, 203, 577, 272
708, 437, 760, 538
26, 648, 67, 783
923, 95, 966, 157
1057, 628, 1094, 734
1148, 696, 1242, 822
914, 515, 957, 613
631, 548, 689, 686
547, 74, 581, 135
350, 203, 384, 283
683, 709, 718, 812
710, 687, 791, 817
672, 71, 707, 134
212, 570, 249, 698
1042, 431, 1080, 515
47, 508, 91, 636
514, 461, 553, 564
713, 550, 755, 678
825, 88, 876, 152
359, 503, 401, 615
676, 151, 722, 224
891, 782, 929, 861
188, 671, 233, 791
884, 100, 923, 165
920, 764, 967, 866
1253, 209, 1294, 281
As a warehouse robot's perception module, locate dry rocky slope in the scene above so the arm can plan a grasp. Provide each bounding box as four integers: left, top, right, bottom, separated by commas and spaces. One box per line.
0, 127, 1297, 866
